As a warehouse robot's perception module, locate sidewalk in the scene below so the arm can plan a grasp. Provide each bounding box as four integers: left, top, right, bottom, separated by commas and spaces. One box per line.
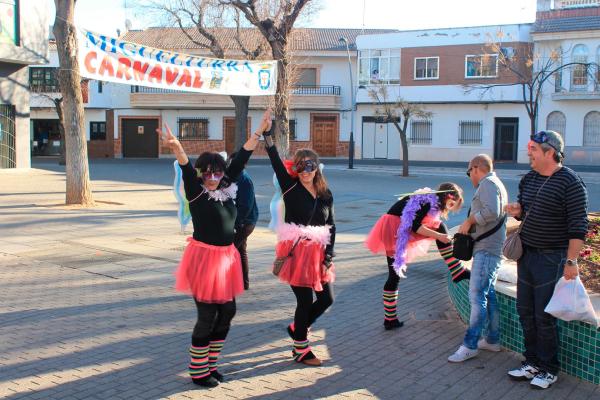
1, 166, 598, 399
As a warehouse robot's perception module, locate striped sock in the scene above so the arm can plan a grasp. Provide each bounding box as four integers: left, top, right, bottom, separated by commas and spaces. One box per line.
189, 345, 210, 379
438, 244, 469, 282
383, 290, 399, 321
208, 340, 225, 372
292, 339, 312, 362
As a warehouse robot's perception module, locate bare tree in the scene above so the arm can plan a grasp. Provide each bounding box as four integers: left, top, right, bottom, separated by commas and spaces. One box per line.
143, 0, 266, 153
54, 0, 93, 205
222, 0, 313, 156
369, 85, 432, 177
464, 34, 598, 134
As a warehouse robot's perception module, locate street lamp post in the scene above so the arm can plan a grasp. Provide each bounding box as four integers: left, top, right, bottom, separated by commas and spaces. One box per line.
339, 37, 355, 169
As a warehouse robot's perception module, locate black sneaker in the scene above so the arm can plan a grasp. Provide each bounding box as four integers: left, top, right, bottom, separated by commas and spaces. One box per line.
211, 370, 225, 382
384, 319, 404, 330
192, 375, 219, 388
507, 362, 539, 381
530, 371, 558, 389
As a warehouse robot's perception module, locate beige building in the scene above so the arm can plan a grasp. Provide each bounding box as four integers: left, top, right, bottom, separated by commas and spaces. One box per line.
0, 0, 49, 168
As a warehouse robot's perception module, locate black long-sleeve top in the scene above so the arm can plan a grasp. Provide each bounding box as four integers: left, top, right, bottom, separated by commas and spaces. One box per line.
266, 145, 336, 256
180, 148, 252, 246
387, 197, 432, 233
387, 196, 449, 250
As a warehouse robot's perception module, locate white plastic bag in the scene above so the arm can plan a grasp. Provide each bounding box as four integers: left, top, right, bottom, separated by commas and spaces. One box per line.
544, 277, 599, 327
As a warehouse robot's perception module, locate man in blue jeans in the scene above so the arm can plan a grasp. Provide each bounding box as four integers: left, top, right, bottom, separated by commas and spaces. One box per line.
448, 154, 507, 363
505, 131, 588, 390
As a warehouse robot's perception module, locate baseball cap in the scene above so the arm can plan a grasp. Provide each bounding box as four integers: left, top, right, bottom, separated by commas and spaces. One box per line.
530, 130, 564, 158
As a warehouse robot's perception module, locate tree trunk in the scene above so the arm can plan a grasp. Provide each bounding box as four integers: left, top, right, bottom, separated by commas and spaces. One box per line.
54, 98, 66, 166
393, 120, 410, 177
53, 0, 93, 206
230, 95, 250, 153
271, 41, 290, 157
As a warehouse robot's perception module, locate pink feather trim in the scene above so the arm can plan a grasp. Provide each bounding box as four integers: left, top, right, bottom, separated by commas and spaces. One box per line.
276, 223, 331, 247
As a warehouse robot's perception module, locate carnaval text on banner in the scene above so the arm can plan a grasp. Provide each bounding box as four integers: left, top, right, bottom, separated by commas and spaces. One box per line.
77, 28, 277, 96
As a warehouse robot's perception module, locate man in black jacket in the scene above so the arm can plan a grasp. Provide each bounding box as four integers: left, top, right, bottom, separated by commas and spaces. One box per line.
229, 152, 259, 290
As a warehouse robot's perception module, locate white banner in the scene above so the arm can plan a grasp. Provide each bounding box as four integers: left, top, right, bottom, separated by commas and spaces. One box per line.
78, 29, 277, 96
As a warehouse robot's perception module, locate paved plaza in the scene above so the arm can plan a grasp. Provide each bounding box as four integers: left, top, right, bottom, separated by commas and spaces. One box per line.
1, 159, 599, 399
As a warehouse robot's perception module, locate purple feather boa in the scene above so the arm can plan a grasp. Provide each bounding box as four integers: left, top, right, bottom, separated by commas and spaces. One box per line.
392, 191, 440, 277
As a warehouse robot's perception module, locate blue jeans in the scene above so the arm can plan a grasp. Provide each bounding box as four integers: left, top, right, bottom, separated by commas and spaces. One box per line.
517, 247, 566, 375
463, 250, 502, 350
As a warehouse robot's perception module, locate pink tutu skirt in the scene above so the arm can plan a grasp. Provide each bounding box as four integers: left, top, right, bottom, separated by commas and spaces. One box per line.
175, 238, 244, 304
365, 214, 438, 262
274, 239, 334, 292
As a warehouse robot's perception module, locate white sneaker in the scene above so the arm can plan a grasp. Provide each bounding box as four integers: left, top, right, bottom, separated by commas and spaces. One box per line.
530, 371, 558, 389
477, 338, 501, 352
507, 363, 539, 381
447, 345, 478, 363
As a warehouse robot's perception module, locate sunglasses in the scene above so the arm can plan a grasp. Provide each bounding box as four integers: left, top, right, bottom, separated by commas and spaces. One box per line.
530, 131, 562, 156
197, 170, 224, 181
293, 160, 317, 173
466, 166, 477, 177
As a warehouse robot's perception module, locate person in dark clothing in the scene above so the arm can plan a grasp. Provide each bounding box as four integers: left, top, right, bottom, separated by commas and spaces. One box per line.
506, 130, 588, 390
263, 132, 335, 367
157, 109, 272, 388
365, 183, 467, 330
228, 151, 259, 290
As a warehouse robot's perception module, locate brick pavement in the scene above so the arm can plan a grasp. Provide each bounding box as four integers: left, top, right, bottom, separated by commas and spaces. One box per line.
1, 166, 599, 400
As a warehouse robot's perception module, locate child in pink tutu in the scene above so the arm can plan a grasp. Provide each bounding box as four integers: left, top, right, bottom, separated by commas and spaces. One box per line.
365, 183, 469, 330
158, 109, 272, 388
264, 133, 335, 367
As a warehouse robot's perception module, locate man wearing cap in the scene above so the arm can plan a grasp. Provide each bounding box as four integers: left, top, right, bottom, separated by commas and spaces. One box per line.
505, 130, 588, 390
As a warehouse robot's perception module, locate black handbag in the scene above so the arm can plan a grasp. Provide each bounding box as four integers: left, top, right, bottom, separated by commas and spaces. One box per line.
453, 215, 507, 261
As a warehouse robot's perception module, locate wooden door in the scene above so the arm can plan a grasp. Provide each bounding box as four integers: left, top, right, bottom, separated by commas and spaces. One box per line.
122, 118, 159, 158
312, 115, 337, 157
224, 117, 251, 156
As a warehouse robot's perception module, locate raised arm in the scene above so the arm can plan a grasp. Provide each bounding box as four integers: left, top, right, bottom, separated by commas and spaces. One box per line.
226, 109, 273, 181
264, 134, 296, 192
157, 124, 199, 199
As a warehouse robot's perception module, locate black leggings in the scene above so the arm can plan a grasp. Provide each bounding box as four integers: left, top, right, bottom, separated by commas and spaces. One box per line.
192, 299, 236, 347
291, 283, 334, 341
383, 222, 450, 291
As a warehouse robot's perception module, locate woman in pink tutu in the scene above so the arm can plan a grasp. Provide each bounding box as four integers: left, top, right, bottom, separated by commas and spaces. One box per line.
264, 133, 335, 367
365, 183, 468, 330
158, 109, 272, 388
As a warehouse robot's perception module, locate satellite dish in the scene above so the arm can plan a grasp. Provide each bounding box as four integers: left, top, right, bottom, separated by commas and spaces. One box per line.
125, 19, 132, 31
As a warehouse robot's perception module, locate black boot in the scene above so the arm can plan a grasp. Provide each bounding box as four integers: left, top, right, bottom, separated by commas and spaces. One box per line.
192, 375, 219, 388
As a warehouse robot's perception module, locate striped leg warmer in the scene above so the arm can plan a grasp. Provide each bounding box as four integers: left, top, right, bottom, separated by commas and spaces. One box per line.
188, 345, 210, 379
383, 290, 399, 321
208, 340, 225, 372
292, 339, 313, 362
438, 244, 470, 282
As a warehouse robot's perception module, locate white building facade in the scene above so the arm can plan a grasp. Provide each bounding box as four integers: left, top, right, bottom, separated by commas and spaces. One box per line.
31, 28, 394, 160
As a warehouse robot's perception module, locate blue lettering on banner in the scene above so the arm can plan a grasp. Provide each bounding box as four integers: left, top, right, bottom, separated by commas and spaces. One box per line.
86, 31, 98, 46
212, 60, 224, 70
139, 46, 146, 58
109, 38, 118, 53
226, 61, 239, 71
196, 58, 206, 68
170, 54, 181, 65
185, 56, 194, 67
243, 61, 253, 73
119, 41, 136, 57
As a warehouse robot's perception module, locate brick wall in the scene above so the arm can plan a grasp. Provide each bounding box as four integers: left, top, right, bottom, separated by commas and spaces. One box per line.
400, 42, 531, 86
87, 110, 114, 158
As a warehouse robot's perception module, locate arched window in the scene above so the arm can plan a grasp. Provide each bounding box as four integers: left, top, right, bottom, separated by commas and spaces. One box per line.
571, 44, 588, 90
546, 111, 566, 140
596, 46, 600, 90
583, 111, 600, 146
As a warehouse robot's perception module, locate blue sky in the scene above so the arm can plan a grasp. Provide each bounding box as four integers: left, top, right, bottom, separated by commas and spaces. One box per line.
50, 0, 537, 37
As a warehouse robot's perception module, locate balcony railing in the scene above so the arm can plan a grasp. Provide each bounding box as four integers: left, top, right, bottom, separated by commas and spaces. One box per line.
131, 85, 341, 96
291, 85, 341, 95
